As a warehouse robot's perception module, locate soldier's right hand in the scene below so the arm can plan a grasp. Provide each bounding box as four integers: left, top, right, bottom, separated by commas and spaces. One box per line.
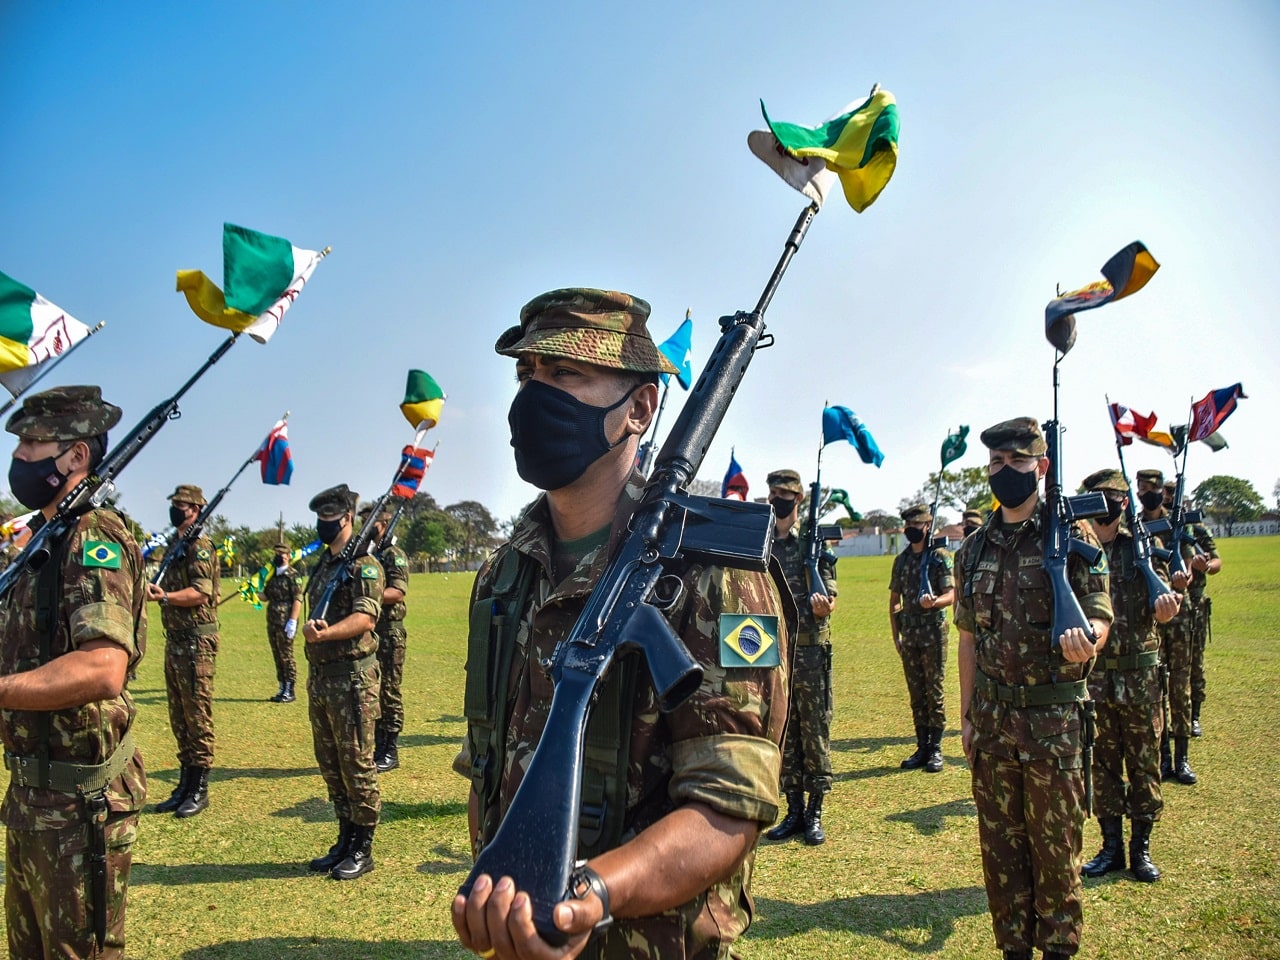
452, 873, 597, 959
960, 718, 975, 765
303, 619, 327, 643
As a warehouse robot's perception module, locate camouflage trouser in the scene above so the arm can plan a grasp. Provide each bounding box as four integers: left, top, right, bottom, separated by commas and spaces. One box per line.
5, 813, 137, 960
1091, 695, 1163, 821
266, 623, 297, 685
1159, 616, 1193, 737
779, 643, 832, 795
308, 663, 381, 827
898, 623, 947, 730
376, 621, 407, 735
971, 748, 1085, 957
1190, 597, 1209, 705
164, 633, 217, 768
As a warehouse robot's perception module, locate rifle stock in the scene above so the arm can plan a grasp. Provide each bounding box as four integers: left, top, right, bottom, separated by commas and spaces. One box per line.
1120, 481, 1173, 610
804, 481, 832, 599
915, 476, 945, 604
459, 202, 819, 942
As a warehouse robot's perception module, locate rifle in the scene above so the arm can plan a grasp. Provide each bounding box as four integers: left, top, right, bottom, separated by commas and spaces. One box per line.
0, 334, 240, 599
1042, 356, 1108, 649
1143, 469, 1204, 578
1106, 396, 1172, 609
915, 475, 949, 605
375, 498, 411, 553
803, 482, 842, 599
151, 411, 289, 585
459, 201, 820, 942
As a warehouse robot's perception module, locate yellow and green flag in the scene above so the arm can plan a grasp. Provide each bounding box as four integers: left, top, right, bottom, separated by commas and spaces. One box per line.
401, 369, 445, 430
0, 269, 95, 396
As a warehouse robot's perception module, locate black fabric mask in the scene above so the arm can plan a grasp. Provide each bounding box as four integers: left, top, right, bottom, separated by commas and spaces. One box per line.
8, 454, 69, 510
963, 524, 981, 537
769, 497, 797, 519
1104, 497, 1125, 525
169, 505, 190, 527
1139, 490, 1165, 512
508, 379, 633, 491
317, 518, 345, 545
904, 526, 925, 544
989, 464, 1039, 509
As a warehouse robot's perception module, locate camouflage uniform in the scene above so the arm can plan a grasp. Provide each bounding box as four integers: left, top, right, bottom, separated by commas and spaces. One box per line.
889, 539, 954, 731
263, 562, 302, 685
458, 471, 789, 959
956, 419, 1113, 959
771, 521, 836, 796
372, 542, 409, 739
157, 510, 220, 771
0, 386, 147, 960
1185, 522, 1218, 715
1144, 505, 1195, 738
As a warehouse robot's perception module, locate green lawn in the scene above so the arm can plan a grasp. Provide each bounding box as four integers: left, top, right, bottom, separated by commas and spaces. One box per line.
8, 539, 1278, 958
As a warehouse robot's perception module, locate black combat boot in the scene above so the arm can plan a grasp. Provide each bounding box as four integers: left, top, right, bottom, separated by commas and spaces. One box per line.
331, 824, 376, 880
803, 792, 826, 846
900, 726, 928, 770
1191, 701, 1203, 737
278, 680, 296, 703
269, 682, 287, 702
154, 765, 192, 814
1129, 818, 1160, 882
924, 727, 944, 773
175, 767, 210, 818
375, 732, 400, 773
1081, 815, 1125, 877
1159, 733, 1174, 781
766, 791, 804, 841
1001, 951, 1031, 960
1173, 737, 1197, 785
309, 819, 354, 872
1043, 952, 1071, 960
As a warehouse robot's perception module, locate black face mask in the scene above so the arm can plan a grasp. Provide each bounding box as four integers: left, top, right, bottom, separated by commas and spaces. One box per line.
1104, 496, 1125, 525
169, 505, 190, 527
1139, 490, 1165, 512
963, 524, 981, 537
904, 526, 925, 544
769, 497, 797, 519
989, 464, 1039, 509
317, 518, 345, 545
8, 454, 69, 510
508, 379, 633, 491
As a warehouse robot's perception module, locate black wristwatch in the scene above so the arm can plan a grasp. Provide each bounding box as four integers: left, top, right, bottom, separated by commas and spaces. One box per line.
570, 863, 612, 940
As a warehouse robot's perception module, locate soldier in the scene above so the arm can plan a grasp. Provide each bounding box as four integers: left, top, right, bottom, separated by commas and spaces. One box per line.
1079, 469, 1181, 884
146, 484, 219, 819
1164, 479, 1221, 737
763, 469, 837, 845
956, 417, 1113, 960
1135, 469, 1197, 784
303, 484, 383, 880
0, 386, 147, 959
962, 508, 984, 538
358, 503, 409, 772
262, 540, 302, 703
451, 288, 790, 959
889, 503, 953, 773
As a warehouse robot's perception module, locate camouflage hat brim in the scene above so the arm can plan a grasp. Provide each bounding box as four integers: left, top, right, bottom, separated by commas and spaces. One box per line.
496, 324, 679, 376
167, 485, 208, 506
4, 385, 122, 442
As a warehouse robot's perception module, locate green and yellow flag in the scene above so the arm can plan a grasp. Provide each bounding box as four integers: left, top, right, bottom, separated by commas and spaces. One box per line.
401, 369, 446, 430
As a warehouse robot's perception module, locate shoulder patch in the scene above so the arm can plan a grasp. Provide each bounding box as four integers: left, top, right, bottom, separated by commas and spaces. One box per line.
394, 556, 407, 567
82, 541, 122, 570
196, 548, 211, 561
361, 564, 380, 580
719, 614, 780, 668
1090, 553, 1109, 575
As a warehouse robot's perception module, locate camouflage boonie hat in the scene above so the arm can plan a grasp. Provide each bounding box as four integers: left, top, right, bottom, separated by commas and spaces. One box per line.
273, 538, 292, 553
309, 483, 357, 517
358, 502, 394, 523
1135, 468, 1164, 486
765, 469, 803, 495
1163, 479, 1177, 493
962, 508, 984, 524
495, 288, 679, 375
167, 484, 207, 506
901, 503, 932, 523
5, 385, 122, 442
979, 417, 1047, 456
1080, 468, 1128, 494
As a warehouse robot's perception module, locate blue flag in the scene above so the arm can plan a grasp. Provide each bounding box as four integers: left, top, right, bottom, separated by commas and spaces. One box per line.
658, 313, 693, 390
722, 448, 749, 499
822, 405, 884, 467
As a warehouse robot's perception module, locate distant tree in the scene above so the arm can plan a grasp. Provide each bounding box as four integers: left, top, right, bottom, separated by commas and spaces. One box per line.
860, 509, 902, 531
403, 510, 461, 571
1274, 477, 1280, 511
902, 467, 990, 517
1192, 475, 1265, 535
446, 500, 499, 567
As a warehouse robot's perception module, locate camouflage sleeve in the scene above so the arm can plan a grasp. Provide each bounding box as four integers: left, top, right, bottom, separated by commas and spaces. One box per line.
665, 565, 788, 825
349, 557, 385, 620
1194, 523, 1219, 559
1069, 521, 1114, 623
935, 549, 955, 592
820, 552, 837, 598
383, 545, 410, 596
888, 552, 905, 594
953, 541, 975, 632
185, 537, 217, 600
66, 512, 144, 656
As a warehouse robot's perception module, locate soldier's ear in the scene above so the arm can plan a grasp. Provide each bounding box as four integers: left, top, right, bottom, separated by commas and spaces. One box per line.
64, 439, 92, 473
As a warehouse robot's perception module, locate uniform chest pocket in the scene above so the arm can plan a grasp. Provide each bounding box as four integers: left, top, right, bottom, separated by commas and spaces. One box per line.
970, 573, 997, 629
1018, 566, 1052, 629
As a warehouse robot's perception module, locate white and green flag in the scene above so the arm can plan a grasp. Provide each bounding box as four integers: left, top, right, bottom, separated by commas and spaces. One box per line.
0, 269, 94, 397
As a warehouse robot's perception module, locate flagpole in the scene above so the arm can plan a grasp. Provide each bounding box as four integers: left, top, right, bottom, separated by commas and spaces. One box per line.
0, 320, 106, 419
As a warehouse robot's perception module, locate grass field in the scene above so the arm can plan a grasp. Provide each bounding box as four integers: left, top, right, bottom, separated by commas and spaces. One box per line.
6, 538, 1277, 959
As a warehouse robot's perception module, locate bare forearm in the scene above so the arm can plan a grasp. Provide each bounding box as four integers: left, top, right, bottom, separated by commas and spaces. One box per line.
0, 644, 127, 710
160, 586, 209, 608
307, 611, 376, 643
957, 630, 976, 721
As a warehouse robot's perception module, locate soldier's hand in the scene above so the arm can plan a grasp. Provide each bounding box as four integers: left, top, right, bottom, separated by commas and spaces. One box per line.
145, 583, 166, 602
1171, 571, 1191, 591
452, 873, 595, 959
1191, 553, 1210, 572
1058, 627, 1096, 663
285, 618, 298, 639
960, 718, 975, 765
919, 594, 935, 610
303, 619, 327, 643
1154, 592, 1181, 624
893, 636, 902, 654
809, 593, 833, 618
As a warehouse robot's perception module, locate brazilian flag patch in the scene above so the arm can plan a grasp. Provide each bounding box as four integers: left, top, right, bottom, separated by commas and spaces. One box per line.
394, 556, 407, 568
719, 614, 780, 668
360, 564, 379, 580
83, 541, 121, 570
1090, 552, 1109, 575
196, 548, 211, 561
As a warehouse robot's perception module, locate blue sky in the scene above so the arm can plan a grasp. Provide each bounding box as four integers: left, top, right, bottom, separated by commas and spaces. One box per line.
3, 2, 1277, 534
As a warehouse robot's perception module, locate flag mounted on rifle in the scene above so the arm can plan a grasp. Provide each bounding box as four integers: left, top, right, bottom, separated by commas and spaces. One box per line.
658, 312, 694, 390
722, 448, 749, 500
393, 444, 435, 499
401, 369, 446, 430
1044, 242, 1160, 355
1188, 383, 1246, 442
1108, 403, 1172, 448
940, 425, 969, 468
253, 417, 294, 485
823, 405, 884, 467
0, 269, 97, 397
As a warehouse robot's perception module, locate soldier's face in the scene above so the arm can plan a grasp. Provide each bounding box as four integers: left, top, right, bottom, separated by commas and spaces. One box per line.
987, 450, 1046, 478
13, 438, 81, 470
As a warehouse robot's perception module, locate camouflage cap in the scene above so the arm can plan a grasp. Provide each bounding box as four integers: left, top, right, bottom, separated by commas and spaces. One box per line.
167, 484, 207, 506
5, 385, 122, 442
309, 483, 357, 517
1163, 479, 1177, 493
1135, 468, 1164, 486
1080, 468, 1129, 494
495, 288, 679, 375
901, 503, 933, 523
765, 469, 803, 495
273, 537, 292, 552
979, 417, 1047, 456
962, 508, 984, 524
358, 502, 394, 523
